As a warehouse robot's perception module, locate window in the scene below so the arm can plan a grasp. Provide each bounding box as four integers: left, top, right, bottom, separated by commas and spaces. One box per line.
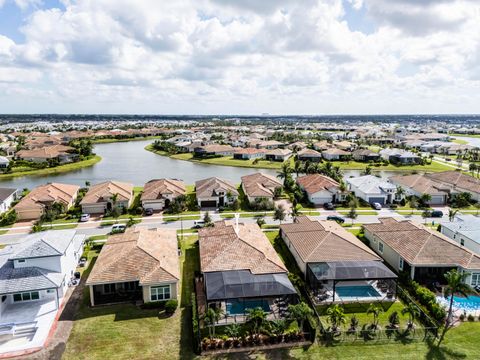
461, 239, 465, 246
472, 273, 480, 286
124, 282, 137, 291
104, 283, 116, 293
47, 289, 55, 294
18, 259, 25, 263
399, 257, 404, 271
378, 242, 384, 254
151, 285, 171, 301
13, 291, 40, 302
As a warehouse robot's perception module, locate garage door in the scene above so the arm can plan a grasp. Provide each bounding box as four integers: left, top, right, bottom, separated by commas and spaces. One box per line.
368, 197, 385, 205
200, 200, 217, 208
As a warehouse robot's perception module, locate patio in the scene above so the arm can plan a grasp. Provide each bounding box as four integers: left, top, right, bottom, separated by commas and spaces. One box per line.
0, 297, 59, 354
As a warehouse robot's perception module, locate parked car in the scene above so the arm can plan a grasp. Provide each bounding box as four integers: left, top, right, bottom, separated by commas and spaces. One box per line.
79, 213, 90, 222
111, 224, 127, 234
193, 220, 206, 229
326, 215, 345, 224
430, 210, 444, 218
323, 202, 335, 210
78, 257, 87, 267
144, 208, 154, 216
371, 202, 382, 210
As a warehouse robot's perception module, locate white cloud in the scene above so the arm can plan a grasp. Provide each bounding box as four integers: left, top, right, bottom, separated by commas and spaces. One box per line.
0, 0, 478, 113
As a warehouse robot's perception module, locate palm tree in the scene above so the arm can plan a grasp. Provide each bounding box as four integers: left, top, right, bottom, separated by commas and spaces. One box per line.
366, 303, 383, 329
363, 166, 372, 175
325, 304, 346, 332
273, 205, 286, 225
110, 193, 120, 222
438, 269, 472, 346
395, 186, 405, 203
401, 303, 419, 330
469, 163, 477, 177
246, 307, 268, 339
277, 162, 292, 182
85, 180, 91, 188
420, 193, 432, 207
448, 209, 458, 222
290, 205, 300, 222
288, 302, 313, 332
225, 323, 241, 342
407, 196, 418, 215
294, 160, 304, 177
421, 209, 430, 224
348, 207, 357, 225
203, 307, 223, 339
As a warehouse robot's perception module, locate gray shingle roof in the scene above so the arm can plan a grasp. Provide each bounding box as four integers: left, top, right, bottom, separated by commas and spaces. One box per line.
9, 230, 80, 260
0, 261, 63, 294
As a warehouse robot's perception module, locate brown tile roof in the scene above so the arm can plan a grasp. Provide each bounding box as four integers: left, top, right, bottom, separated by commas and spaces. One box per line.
296, 174, 339, 195
352, 149, 379, 156
426, 171, 480, 195
195, 177, 238, 198
265, 148, 292, 156
280, 217, 380, 264
86, 227, 179, 285
234, 147, 265, 155
390, 174, 450, 196
14, 183, 79, 211
322, 148, 351, 156
80, 181, 133, 205
364, 218, 480, 269
297, 148, 322, 157
141, 179, 186, 201
199, 220, 287, 274
198, 144, 235, 153
241, 173, 282, 198
16, 145, 75, 159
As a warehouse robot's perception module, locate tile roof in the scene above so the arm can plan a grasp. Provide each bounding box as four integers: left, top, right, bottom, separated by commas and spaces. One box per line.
234, 147, 266, 155
322, 148, 351, 155
280, 217, 380, 264
241, 173, 282, 198
390, 174, 450, 196
141, 179, 186, 201
296, 174, 339, 195
346, 175, 396, 194
87, 227, 180, 285
364, 218, 480, 268
14, 183, 79, 212
16, 145, 75, 159
0, 262, 63, 294
441, 215, 480, 244
426, 171, 480, 195
81, 181, 133, 205
265, 148, 292, 156
195, 177, 238, 198
199, 220, 287, 274
297, 148, 322, 157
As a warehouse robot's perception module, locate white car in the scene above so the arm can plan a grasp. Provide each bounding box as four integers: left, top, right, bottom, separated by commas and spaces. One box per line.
372, 202, 382, 210
79, 214, 90, 222
111, 224, 127, 234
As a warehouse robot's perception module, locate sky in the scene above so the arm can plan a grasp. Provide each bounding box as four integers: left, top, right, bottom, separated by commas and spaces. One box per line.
0, 0, 479, 115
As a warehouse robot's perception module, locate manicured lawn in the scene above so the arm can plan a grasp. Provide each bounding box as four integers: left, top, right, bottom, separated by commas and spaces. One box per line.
171, 153, 286, 170
0, 155, 102, 180
331, 160, 452, 172
64, 235, 199, 360
449, 133, 480, 138
451, 138, 469, 145
163, 214, 201, 222
299, 210, 321, 216
41, 224, 78, 230
338, 210, 378, 216
93, 135, 165, 144
87, 234, 108, 242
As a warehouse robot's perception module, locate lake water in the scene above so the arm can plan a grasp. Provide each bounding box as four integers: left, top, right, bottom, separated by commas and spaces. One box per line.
457, 136, 480, 147
0, 140, 405, 189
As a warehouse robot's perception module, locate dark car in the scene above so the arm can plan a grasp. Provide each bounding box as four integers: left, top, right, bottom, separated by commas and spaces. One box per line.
324, 202, 335, 210
144, 208, 154, 216
326, 215, 345, 224
430, 210, 444, 218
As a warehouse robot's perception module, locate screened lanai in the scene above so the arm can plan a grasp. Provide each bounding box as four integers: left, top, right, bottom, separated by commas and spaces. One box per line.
307, 260, 398, 304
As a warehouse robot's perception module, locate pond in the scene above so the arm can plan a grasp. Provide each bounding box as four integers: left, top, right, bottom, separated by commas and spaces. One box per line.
0, 139, 408, 189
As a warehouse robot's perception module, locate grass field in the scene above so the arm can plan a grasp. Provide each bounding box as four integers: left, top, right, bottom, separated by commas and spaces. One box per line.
0, 155, 102, 180
92, 135, 165, 144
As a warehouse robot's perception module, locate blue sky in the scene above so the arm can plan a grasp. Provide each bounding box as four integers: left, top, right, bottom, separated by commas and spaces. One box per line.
0, 0, 479, 114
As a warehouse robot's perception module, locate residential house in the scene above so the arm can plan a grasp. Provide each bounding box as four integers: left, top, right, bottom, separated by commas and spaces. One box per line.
280, 217, 396, 303
16, 145, 78, 164
352, 149, 380, 162
241, 173, 282, 205
141, 179, 186, 211
86, 227, 179, 306
379, 148, 421, 165
14, 183, 80, 220
288, 141, 308, 151
364, 218, 480, 286
297, 148, 323, 162
195, 177, 238, 208
426, 171, 480, 202
193, 144, 235, 157
0, 230, 84, 353
264, 148, 292, 162
296, 174, 341, 205
321, 148, 351, 161
313, 141, 333, 151
197, 220, 297, 323
335, 141, 355, 151
80, 181, 133, 214
0, 188, 19, 215
441, 215, 480, 254
250, 140, 284, 150
346, 175, 396, 205
0, 156, 9, 169
389, 174, 450, 205
233, 148, 265, 160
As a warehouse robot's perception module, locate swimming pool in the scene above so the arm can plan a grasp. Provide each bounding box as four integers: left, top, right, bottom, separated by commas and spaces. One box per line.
336, 285, 381, 299
447, 295, 480, 311
226, 299, 270, 315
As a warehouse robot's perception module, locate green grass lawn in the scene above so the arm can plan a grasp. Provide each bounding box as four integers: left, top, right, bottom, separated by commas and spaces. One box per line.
171, 153, 286, 170
338, 210, 378, 216
41, 224, 78, 230
163, 214, 201, 222
449, 133, 480, 138
332, 160, 452, 172
87, 234, 108, 242
0, 155, 102, 180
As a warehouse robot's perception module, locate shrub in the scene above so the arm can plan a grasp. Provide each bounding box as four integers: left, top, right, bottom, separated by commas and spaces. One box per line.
468, 314, 475, 322
165, 299, 178, 314
459, 313, 466, 321
0, 210, 17, 227
141, 301, 166, 310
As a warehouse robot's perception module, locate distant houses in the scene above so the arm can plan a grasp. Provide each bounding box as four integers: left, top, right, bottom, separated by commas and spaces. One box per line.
16, 145, 78, 164
297, 148, 322, 162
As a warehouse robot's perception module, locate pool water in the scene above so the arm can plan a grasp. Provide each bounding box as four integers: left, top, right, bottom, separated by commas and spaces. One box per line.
336, 285, 381, 298
448, 295, 480, 311
226, 299, 270, 315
